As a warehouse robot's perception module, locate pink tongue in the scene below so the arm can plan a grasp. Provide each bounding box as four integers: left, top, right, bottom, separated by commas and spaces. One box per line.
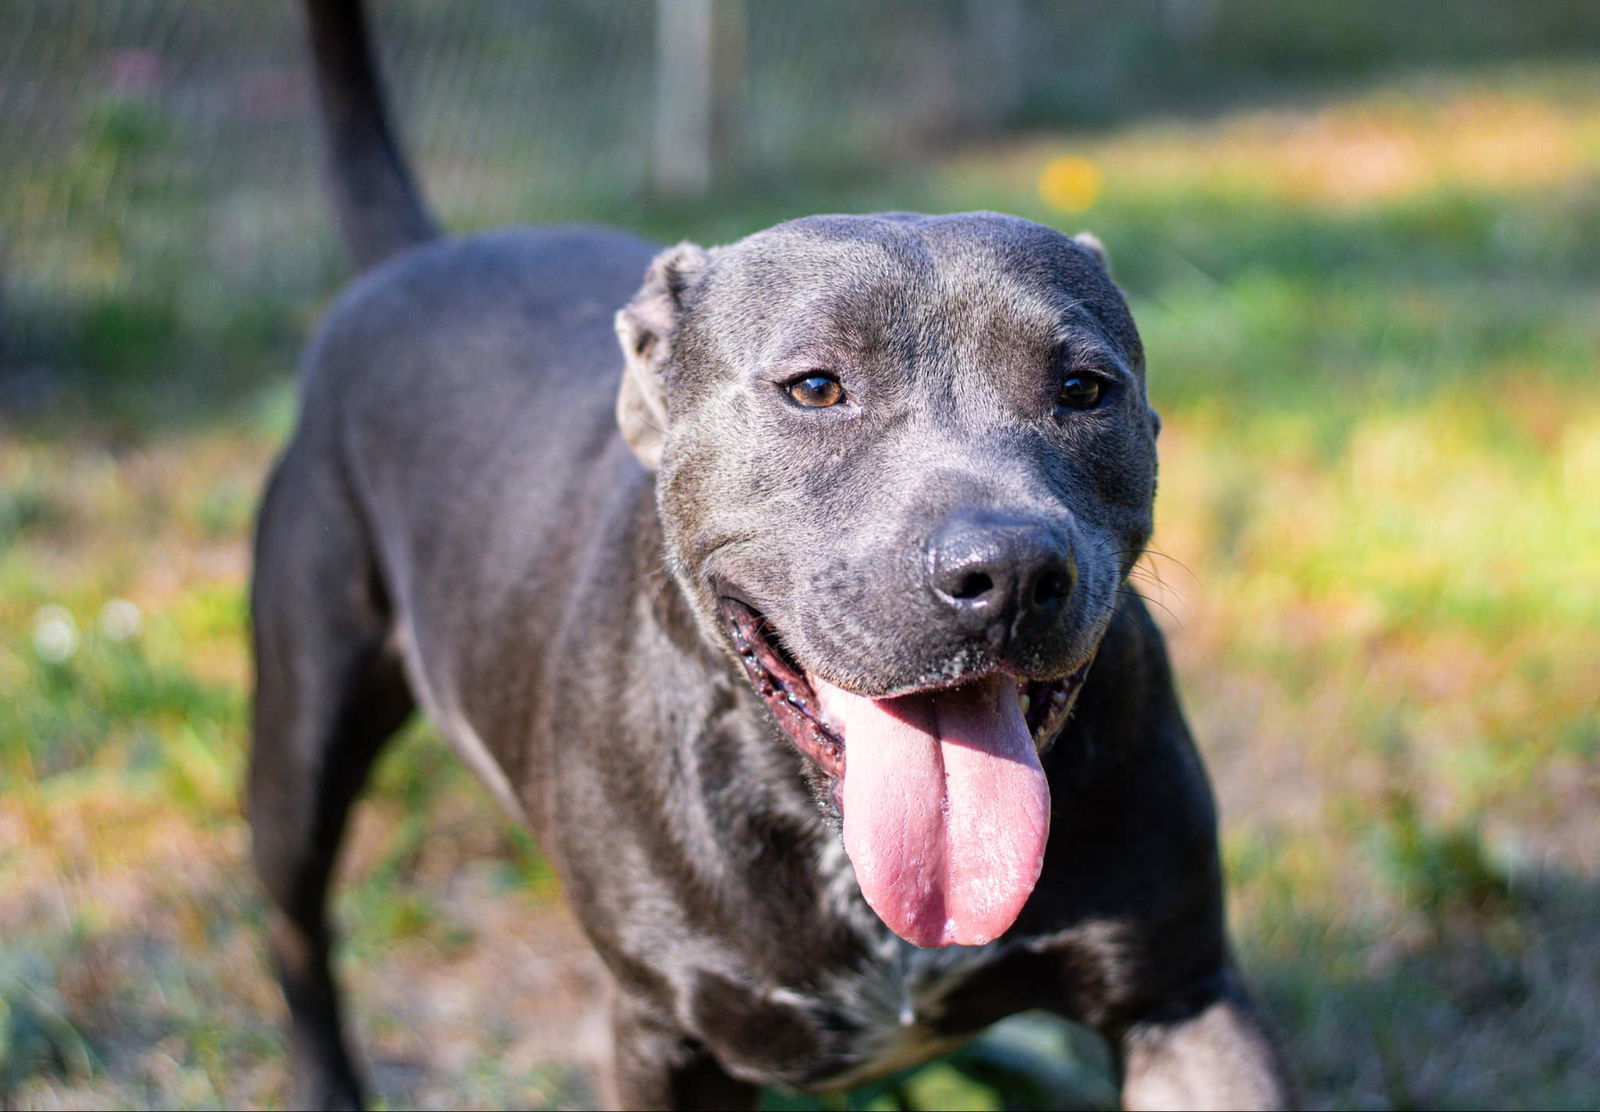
816, 675, 1050, 948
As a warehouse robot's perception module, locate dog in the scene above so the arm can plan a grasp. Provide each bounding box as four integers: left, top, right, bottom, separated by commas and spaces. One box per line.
247, 3, 1293, 1108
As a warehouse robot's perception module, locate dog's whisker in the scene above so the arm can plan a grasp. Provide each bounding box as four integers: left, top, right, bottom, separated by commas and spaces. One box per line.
1119, 585, 1182, 627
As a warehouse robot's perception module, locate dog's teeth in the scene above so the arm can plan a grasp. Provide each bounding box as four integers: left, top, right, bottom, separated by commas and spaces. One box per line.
1017, 692, 1030, 716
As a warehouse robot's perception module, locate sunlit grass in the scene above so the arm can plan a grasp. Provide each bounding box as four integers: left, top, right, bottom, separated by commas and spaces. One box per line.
4, 58, 1599, 1109
955, 62, 1600, 212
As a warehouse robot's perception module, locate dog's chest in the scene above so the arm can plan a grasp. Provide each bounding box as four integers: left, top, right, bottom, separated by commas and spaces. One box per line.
783, 838, 1013, 1086
686, 841, 1019, 1090
804, 938, 1005, 1089
688, 901, 1014, 1089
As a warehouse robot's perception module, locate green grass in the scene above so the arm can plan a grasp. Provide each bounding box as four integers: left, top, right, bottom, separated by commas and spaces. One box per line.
4, 58, 1599, 1109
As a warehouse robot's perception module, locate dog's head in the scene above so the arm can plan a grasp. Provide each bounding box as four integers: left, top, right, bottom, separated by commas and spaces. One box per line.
615, 213, 1158, 948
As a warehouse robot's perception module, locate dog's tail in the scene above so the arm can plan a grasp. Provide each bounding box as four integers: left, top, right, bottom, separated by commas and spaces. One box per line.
304, 0, 439, 271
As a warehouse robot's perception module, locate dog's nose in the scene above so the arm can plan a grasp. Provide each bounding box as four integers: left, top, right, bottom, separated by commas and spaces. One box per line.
927, 514, 1076, 643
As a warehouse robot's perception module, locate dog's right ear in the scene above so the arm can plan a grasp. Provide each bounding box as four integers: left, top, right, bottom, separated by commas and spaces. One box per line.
615, 242, 710, 469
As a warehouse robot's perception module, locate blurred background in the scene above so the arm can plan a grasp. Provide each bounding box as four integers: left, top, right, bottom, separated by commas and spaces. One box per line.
2, 1, 1598, 1107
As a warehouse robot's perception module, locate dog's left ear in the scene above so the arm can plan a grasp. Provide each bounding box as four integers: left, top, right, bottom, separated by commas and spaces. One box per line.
1072, 231, 1111, 272
615, 242, 710, 469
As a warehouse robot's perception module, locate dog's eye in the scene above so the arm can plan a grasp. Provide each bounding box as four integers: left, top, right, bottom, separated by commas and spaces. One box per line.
787, 373, 845, 408
1056, 375, 1104, 410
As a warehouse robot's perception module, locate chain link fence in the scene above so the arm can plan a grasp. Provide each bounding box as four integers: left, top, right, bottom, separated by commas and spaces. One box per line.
3, 0, 1598, 418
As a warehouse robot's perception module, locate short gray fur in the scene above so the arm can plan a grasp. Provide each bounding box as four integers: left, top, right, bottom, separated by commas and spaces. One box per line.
246, 4, 1295, 1109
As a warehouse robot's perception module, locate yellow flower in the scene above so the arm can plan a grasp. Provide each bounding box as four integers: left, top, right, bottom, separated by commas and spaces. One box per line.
1038, 154, 1102, 213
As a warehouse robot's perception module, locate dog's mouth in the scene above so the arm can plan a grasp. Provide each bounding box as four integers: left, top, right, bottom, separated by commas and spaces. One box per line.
719, 597, 1090, 949
721, 599, 1085, 773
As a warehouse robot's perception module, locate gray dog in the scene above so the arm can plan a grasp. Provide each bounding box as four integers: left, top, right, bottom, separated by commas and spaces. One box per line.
248, 3, 1293, 1108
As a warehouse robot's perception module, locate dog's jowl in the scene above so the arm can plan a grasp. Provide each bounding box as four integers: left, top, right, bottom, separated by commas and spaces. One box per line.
248, 2, 1294, 1108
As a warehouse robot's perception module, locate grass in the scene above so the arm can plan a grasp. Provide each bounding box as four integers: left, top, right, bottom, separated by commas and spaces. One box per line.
4, 56, 1599, 1109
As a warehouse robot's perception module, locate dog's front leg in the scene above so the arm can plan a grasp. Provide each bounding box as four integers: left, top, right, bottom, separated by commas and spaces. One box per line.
1114, 967, 1294, 1111
604, 988, 761, 1111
